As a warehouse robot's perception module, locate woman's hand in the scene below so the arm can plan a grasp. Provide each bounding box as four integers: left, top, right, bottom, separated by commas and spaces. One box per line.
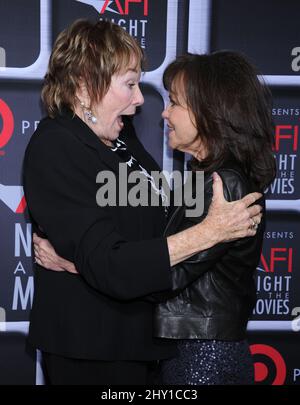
33, 173, 262, 271
33, 233, 78, 274
204, 172, 262, 242
167, 172, 263, 266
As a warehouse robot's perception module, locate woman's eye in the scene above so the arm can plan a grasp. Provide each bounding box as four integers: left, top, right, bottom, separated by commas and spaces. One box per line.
128, 83, 135, 88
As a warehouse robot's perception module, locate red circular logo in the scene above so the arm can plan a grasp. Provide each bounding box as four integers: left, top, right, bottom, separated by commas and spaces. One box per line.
250, 344, 286, 385
0, 98, 14, 149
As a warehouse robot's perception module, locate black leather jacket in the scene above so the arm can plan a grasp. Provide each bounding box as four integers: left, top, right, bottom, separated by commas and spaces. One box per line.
154, 162, 264, 341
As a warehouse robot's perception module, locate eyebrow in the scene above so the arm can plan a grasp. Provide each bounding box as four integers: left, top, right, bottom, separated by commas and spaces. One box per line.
125, 68, 139, 73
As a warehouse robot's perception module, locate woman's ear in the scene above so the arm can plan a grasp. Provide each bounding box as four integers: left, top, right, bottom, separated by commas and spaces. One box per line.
76, 80, 90, 107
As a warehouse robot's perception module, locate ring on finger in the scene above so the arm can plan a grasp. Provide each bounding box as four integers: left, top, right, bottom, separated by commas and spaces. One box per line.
249, 218, 258, 230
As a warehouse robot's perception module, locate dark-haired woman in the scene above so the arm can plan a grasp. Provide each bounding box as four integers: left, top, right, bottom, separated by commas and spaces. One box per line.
155, 51, 276, 385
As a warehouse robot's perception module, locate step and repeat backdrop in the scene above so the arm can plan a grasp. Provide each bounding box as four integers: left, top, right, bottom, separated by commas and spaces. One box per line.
0, 0, 299, 385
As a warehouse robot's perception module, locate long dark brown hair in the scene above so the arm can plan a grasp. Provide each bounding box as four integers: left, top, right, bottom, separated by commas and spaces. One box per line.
163, 51, 276, 191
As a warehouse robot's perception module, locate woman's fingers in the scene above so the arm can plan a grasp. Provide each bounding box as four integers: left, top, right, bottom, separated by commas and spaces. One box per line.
235, 226, 257, 238
241, 192, 262, 207
211, 172, 225, 204
33, 233, 43, 244
33, 234, 67, 272
247, 204, 262, 218
34, 247, 39, 258
205, 178, 264, 244
212, 178, 262, 209
232, 212, 262, 238
252, 214, 262, 225
33, 236, 55, 257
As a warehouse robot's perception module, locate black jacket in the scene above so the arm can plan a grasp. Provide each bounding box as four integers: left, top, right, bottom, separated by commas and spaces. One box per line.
23, 111, 176, 360
154, 163, 264, 341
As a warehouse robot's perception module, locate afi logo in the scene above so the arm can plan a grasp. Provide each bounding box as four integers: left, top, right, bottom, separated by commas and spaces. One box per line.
260, 247, 293, 273
274, 125, 298, 152
250, 344, 286, 385
76, 0, 148, 15
0, 99, 14, 155
0, 184, 26, 213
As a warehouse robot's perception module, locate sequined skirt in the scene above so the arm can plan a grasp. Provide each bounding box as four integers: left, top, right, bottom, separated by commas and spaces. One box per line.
159, 339, 254, 385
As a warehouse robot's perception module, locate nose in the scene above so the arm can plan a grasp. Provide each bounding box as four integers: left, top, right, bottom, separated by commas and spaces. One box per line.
133, 85, 144, 106
162, 104, 169, 119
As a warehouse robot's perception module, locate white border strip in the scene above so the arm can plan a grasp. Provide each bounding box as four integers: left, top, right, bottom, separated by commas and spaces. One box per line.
188, 0, 211, 54
36, 349, 45, 385
3, 321, 29, 334
184, 0, 211, 168
142, 0, 179, 173
263, 75, 300, 87
266, 199, 300, 213
247, 320, 295, 332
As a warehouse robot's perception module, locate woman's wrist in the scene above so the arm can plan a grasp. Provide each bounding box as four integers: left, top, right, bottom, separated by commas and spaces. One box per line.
167, 220, 219, 267
197, 218, 220, 248
200, 216, 223, 246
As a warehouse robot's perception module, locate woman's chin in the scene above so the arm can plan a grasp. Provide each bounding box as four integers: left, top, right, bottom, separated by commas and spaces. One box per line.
167, 138, 176, 150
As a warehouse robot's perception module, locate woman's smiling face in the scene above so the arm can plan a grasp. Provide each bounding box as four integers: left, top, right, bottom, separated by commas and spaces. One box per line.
162, 80, 206, 159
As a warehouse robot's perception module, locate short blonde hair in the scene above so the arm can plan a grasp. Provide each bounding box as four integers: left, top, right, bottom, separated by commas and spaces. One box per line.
42, 19, 144, 117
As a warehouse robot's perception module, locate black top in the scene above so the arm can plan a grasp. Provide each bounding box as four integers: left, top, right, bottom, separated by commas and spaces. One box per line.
23, 112, 176, 360
154, 163, 264, 341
